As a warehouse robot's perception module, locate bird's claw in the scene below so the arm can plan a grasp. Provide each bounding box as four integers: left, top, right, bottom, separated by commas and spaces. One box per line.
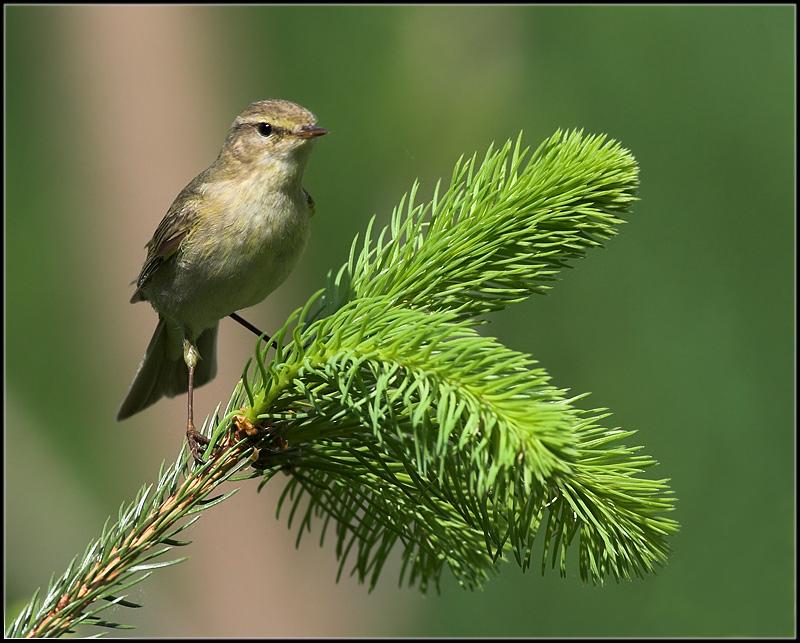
186, 424, 210, 465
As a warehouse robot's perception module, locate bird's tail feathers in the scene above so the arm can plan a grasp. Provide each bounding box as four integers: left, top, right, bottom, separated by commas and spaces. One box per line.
116, 319, 218, 421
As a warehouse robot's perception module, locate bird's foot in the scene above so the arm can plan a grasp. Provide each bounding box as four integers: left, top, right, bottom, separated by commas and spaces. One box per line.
186, 423, 210, 465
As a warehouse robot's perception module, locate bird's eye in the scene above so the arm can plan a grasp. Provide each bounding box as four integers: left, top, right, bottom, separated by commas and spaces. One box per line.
257, 122, 273, 137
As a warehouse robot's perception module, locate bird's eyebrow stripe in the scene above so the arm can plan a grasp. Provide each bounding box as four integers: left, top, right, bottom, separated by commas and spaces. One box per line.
235, 121, 292, 136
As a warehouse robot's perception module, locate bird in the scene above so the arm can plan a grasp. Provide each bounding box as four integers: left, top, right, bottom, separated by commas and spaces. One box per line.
117, 99, 327, 463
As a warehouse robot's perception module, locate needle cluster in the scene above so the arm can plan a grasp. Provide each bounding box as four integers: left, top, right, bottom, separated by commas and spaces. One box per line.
8, 130, 678, 637
239, 130, 677, 591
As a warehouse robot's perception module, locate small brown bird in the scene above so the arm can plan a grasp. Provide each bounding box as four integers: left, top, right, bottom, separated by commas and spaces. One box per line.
117, 99, 327, 462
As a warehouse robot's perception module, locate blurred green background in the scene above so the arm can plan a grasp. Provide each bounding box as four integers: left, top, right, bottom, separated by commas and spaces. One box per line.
5, 5, 794, 637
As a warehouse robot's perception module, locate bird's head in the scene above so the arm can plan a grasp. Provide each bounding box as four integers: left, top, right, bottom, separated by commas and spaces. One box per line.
219, 99, 328, 182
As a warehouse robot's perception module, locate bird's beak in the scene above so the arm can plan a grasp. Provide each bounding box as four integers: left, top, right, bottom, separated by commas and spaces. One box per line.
296, 125, 329, 139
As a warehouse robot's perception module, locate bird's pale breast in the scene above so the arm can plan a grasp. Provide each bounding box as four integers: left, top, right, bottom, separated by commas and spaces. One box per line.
145, 170, 311, 338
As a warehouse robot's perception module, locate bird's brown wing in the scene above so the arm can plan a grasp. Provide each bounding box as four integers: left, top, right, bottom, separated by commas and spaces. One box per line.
303, 188, 316, 217
130, 203, 197, 303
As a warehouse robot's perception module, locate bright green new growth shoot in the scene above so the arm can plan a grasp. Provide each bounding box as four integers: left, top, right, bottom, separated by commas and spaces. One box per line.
8, 129, 678, 638
237, 129, 677, 590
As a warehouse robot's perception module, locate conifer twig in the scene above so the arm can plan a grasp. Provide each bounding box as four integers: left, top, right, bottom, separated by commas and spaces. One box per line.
7, 394, 255, 639
8, 129, 679, 637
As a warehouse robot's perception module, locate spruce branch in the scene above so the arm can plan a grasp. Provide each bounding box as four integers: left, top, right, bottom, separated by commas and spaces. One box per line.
5, 394, 255, 639
8, 129, 678, 637
320, 129, 638, 320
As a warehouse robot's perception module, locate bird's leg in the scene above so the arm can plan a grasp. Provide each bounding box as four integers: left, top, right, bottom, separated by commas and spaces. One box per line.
228, 312, 267, 339
228, 312, 277, 349
184, 339, 209, 464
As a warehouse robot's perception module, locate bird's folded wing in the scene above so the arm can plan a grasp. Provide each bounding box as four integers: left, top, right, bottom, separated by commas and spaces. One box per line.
303, 188, 316, 217
130, 204, 196, 302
